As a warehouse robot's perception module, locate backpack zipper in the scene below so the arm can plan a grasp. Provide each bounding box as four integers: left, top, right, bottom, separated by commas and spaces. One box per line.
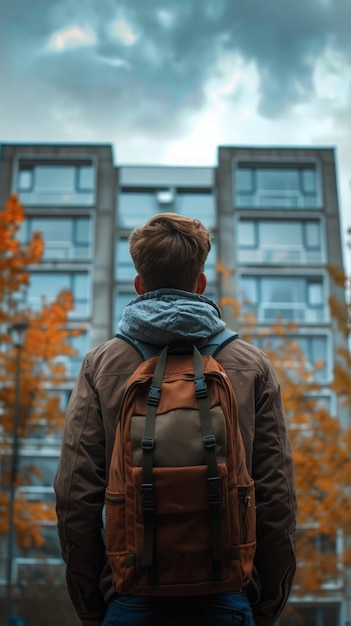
238, 484, 254, 544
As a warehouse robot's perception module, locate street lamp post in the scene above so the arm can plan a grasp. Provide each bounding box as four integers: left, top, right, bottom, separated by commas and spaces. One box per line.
4, 321, 29, 626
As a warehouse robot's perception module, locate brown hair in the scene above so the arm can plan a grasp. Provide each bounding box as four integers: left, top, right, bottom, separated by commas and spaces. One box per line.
129, 213, 212, 292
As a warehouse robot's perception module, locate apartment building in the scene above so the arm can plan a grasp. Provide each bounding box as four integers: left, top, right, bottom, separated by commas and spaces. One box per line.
0, 143, 347, 625
217, 146, 347, 626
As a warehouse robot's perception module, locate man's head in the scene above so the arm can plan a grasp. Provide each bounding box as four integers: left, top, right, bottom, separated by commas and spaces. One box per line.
129, 213, 211, 293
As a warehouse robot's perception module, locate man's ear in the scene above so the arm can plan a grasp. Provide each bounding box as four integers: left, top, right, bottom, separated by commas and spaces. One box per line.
196, 272, 207, 295
134, 275, 145, 295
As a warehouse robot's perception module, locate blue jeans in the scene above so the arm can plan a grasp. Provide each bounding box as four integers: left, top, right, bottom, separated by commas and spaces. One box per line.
101, 590, 255, 625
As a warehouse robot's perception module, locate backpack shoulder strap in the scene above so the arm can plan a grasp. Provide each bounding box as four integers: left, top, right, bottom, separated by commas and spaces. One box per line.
199, 328, 238, 357
116, 328, 238, 362
115, 332, 161, 361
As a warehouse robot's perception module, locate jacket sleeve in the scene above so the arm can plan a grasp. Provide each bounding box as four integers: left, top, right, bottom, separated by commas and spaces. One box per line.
54, 355, 107, 624
251, 360, 297, 626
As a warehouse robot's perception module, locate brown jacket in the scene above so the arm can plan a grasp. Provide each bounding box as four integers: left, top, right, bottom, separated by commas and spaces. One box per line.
54, 336, 296, 626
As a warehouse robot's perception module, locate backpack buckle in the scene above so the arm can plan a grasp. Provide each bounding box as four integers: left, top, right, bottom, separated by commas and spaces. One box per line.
207, 476, 221, 506
195, 377, 208, 399
203, 434, 216, 448
147, 385, 161, 406
142, 436, 155, 450
141, 483, 155, 511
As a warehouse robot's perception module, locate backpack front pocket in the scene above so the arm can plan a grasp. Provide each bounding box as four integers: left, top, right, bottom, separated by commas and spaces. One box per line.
105, 489, 126, 554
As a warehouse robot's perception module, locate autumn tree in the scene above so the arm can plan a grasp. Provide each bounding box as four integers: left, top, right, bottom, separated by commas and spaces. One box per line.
0, 194, 84, 550
218, 257, 351, 596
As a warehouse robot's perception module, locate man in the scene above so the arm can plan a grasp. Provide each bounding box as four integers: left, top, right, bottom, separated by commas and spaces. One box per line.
54, 213, 296, 626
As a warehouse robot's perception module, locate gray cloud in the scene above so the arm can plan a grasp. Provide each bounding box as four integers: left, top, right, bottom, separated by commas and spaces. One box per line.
0, 0, 350, 137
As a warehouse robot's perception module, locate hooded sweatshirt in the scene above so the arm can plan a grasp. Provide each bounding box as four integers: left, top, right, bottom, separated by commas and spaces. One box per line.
118, 288, 226, 345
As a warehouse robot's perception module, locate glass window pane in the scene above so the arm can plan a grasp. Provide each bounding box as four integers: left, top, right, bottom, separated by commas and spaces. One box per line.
262, 277, 305, 303
260, 222, 301, 246
70, 330, 89, 355
32, 218, 71, 240
19, 456, 59, 488
205, 241, 216, 281
78, 166, 94, 191
27, 218, 91, 259
304, 195, 318, 208
18, 524, 62, 559
236, 168, 253, 192
305, 221, 321, 248
28, 274, 69, 303
69, 330, 89, 376
311, 336, 327, 362
302, 168, 317, 192
115, 292, 135, 329
116, 239, 134, 280
259, 195, 299, 208
298, 336, 328, 381
27, 272, 90, 317
74, 273, 90, 298
176, 192, 215, 228
75, 218, 91, 244
257, 168, 299, 191
18, 169, 33, 191
118, 192, 157, 227
308, 281, 323, 305
239, 221, 256, 247
35, 166, 75, 191
241, 277, 258, 304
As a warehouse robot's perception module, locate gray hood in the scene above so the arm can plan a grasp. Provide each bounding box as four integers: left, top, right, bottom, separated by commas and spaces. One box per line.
118, 289, 226, 346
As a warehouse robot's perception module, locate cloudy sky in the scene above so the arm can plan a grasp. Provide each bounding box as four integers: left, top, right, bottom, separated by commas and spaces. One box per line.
0, 0, 350, 266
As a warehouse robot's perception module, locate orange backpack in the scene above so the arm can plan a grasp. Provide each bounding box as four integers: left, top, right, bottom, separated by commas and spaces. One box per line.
105, 331, 256, 596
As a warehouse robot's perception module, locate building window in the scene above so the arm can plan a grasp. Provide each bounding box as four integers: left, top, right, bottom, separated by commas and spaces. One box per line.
14, 483, 62, 565
17, 523, 62, 562
54, 328, 89, 378
255, 334, 330, 383
238, 219, 323, 264
117, 189, 215, 228
19, 217, 92, 260
240, 276, 327, 323
16, 160, 95, 206
234, 162, 319, 208
176, 191, 215, 227
115, 238, 134, 281
117, 192, 156, 227
19, 456, 59, 490
114, 291, 135, 330
24, 272, 91, 318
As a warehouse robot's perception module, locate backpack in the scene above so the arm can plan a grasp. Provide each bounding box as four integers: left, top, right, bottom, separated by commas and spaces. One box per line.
105, 329, 256, 596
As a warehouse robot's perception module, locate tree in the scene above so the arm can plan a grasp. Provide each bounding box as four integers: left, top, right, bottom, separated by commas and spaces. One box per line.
217, 258, 351, 595
329, 260, 351, 409
0, 194, 85, 550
